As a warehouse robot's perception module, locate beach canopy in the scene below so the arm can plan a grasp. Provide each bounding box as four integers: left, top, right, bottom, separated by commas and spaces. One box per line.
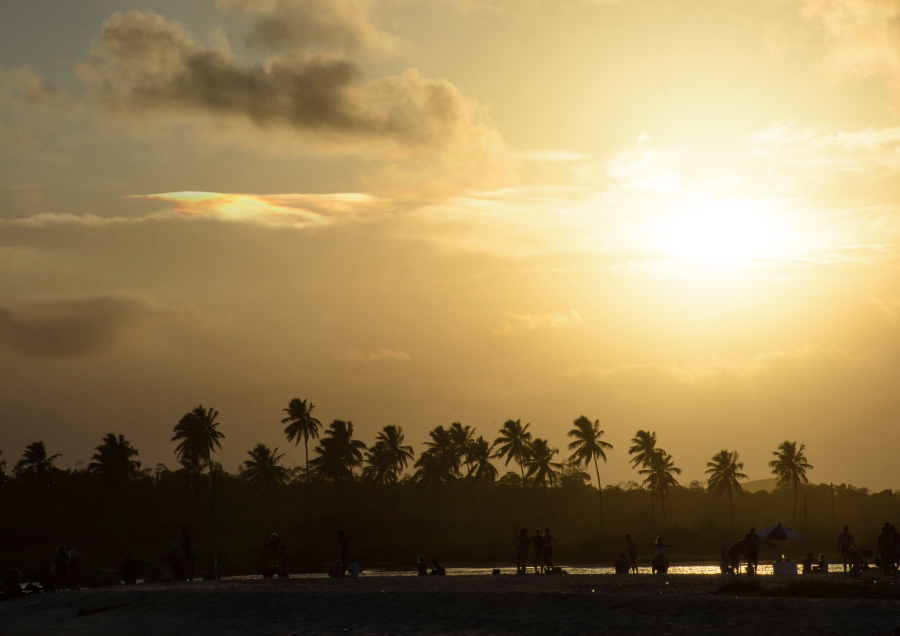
756, 523, 805, 541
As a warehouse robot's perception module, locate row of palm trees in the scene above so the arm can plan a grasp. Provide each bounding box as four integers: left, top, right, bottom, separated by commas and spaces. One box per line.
1, 397, 816, 525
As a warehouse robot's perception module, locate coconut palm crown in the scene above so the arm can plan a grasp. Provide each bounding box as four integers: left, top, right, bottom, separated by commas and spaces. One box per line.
705, 449, 748, 526
567, 415, 613, 525
89, 433, 142, 486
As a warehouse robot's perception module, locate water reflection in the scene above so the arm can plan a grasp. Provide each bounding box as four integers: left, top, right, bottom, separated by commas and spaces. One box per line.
239, 563, 848, 579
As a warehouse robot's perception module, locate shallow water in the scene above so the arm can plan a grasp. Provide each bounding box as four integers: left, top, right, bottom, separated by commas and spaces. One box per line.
227, 563, 850, 579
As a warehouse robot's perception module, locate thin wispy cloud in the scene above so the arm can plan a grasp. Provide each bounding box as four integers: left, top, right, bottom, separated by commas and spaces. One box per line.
494, 310, 583, 336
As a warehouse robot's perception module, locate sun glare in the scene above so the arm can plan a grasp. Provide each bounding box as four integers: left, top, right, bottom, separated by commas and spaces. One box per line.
655, 199, 784, 265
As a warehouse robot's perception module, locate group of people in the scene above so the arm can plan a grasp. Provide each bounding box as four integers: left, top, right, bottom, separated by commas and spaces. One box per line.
614, 535, 677, 574
135, 526, 196, 583
513, 528, 558, 574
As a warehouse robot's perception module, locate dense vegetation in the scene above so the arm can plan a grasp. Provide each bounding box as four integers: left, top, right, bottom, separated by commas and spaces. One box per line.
1, 401, 898, 586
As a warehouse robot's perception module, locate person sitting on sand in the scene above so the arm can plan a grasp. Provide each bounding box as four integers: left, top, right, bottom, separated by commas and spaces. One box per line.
158, 555, 175, 582
338, 530, 354, 577
614, 553, 630, 574
171, 548, 186, 581
533, 529, 545, 574
54, 545, 69, 590
513, 528, 530, 574
649, 537, 675, 575
328, 560, 342, 578
417, 556, 428, 576
121, 554, 137, 585
430, 559, 446, 575
626, 534, 638, 574
802, 552, 815, 575
813, 554, 828, 573
542, 528, 557, 572
3, 567, 23, 599
348, 557, 362, 578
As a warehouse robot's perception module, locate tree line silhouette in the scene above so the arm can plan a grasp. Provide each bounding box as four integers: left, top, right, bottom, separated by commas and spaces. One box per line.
2, 398, 817, 526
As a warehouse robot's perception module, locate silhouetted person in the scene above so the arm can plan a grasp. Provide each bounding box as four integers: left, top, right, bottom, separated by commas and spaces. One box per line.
3, 567, 23, 599
171, 548, 186, 581
348, 557, 362, 577
649, 537, 675, 575
121, 554, 137, 585
625, 534, 638, 574
67, 549, 81, 589
417, 556, 428, 576
54, 545, 69, 590
614, 553, 630, 574
846, 547, 872, 578
532, 528, 544, 574
744, 528, 761, 575
181, 526, 193, 581
338, 530, 354, 576
429, 559, 446, 575
513, 528, 530, 574
158, 555, 174, 582
837, 525, 855, 572
542, 528, 557, 571
877, 523, 895, 576
813, 554, 828, 573
328, 560, 342, 577
727, 540, 747, 574
268, 533, 283, 577
802, 552, 815, 575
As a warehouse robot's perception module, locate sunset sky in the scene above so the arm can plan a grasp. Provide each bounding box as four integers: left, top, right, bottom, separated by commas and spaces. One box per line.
2, 0, 900, 489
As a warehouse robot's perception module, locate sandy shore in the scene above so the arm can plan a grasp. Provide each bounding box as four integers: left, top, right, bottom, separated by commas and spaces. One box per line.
3, 573, 899, 635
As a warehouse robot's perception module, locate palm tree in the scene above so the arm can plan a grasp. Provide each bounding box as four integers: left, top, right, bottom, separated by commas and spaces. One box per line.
89, 434, 142, 486
628, 429, 658, 518
567, 415, 613, 525
171, 405, 225, 469
449, 423, 475, 477
374, 425, 415, 475
492, 419, 533, 518
281, 398, 322, 486
469, 436, 498, 506
705, 449, 748, 526
639, 449, 681, 526
415, 425, 461, 509
526, 438, 562, 515
309, 420, 367, 487
362, 443, 399, 487
768, 440, 813, 523
14, 441, 61, 490
240, 444, 290, 490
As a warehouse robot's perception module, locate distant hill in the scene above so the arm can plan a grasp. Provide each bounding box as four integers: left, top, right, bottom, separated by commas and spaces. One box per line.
742, 478, 778, 493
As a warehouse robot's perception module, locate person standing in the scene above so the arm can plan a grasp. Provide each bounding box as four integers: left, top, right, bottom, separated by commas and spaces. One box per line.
625, 534, 638, 574
744, 528, 761, 575
513, 529, 530, 574
542, 528, 557, 572
338, 530, 354, 576
181, 526, 193, 581
837, 525, 855, 573
54, 545, 69, 590
532, 528, 545, 574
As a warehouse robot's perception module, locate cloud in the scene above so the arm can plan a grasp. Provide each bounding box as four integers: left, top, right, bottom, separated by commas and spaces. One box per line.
129, 191, 398, 228
217, 0, 398, 56
336, 347, 411, 361
0, 293, 193, 358
76, 11, 500, 158
565, 344, 851, 400
494, 310, 583, 336
517, 150, 592, 162
801, 0, 900, 98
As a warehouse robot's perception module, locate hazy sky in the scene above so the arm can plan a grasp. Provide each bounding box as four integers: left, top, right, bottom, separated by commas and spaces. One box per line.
2, 0, 900, 489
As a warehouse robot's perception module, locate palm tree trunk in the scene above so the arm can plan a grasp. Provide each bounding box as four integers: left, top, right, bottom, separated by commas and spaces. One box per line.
543, 482, 549, 516
304, 436, 310, 487
793, 482, 798, 524
650, 489, 655, 521
593, 457, 604, 526
210, 460, 218, 579
518, 461, 529, 520
660, 492, 666, 527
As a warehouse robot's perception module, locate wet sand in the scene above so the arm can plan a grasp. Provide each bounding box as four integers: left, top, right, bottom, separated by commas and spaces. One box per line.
3, 573, 899, 635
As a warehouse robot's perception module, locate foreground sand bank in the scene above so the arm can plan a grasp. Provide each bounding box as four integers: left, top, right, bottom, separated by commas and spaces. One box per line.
2, 574, 899, 635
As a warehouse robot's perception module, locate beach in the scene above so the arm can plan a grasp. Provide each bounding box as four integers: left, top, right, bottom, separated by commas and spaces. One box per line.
3, 572, 899, 635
